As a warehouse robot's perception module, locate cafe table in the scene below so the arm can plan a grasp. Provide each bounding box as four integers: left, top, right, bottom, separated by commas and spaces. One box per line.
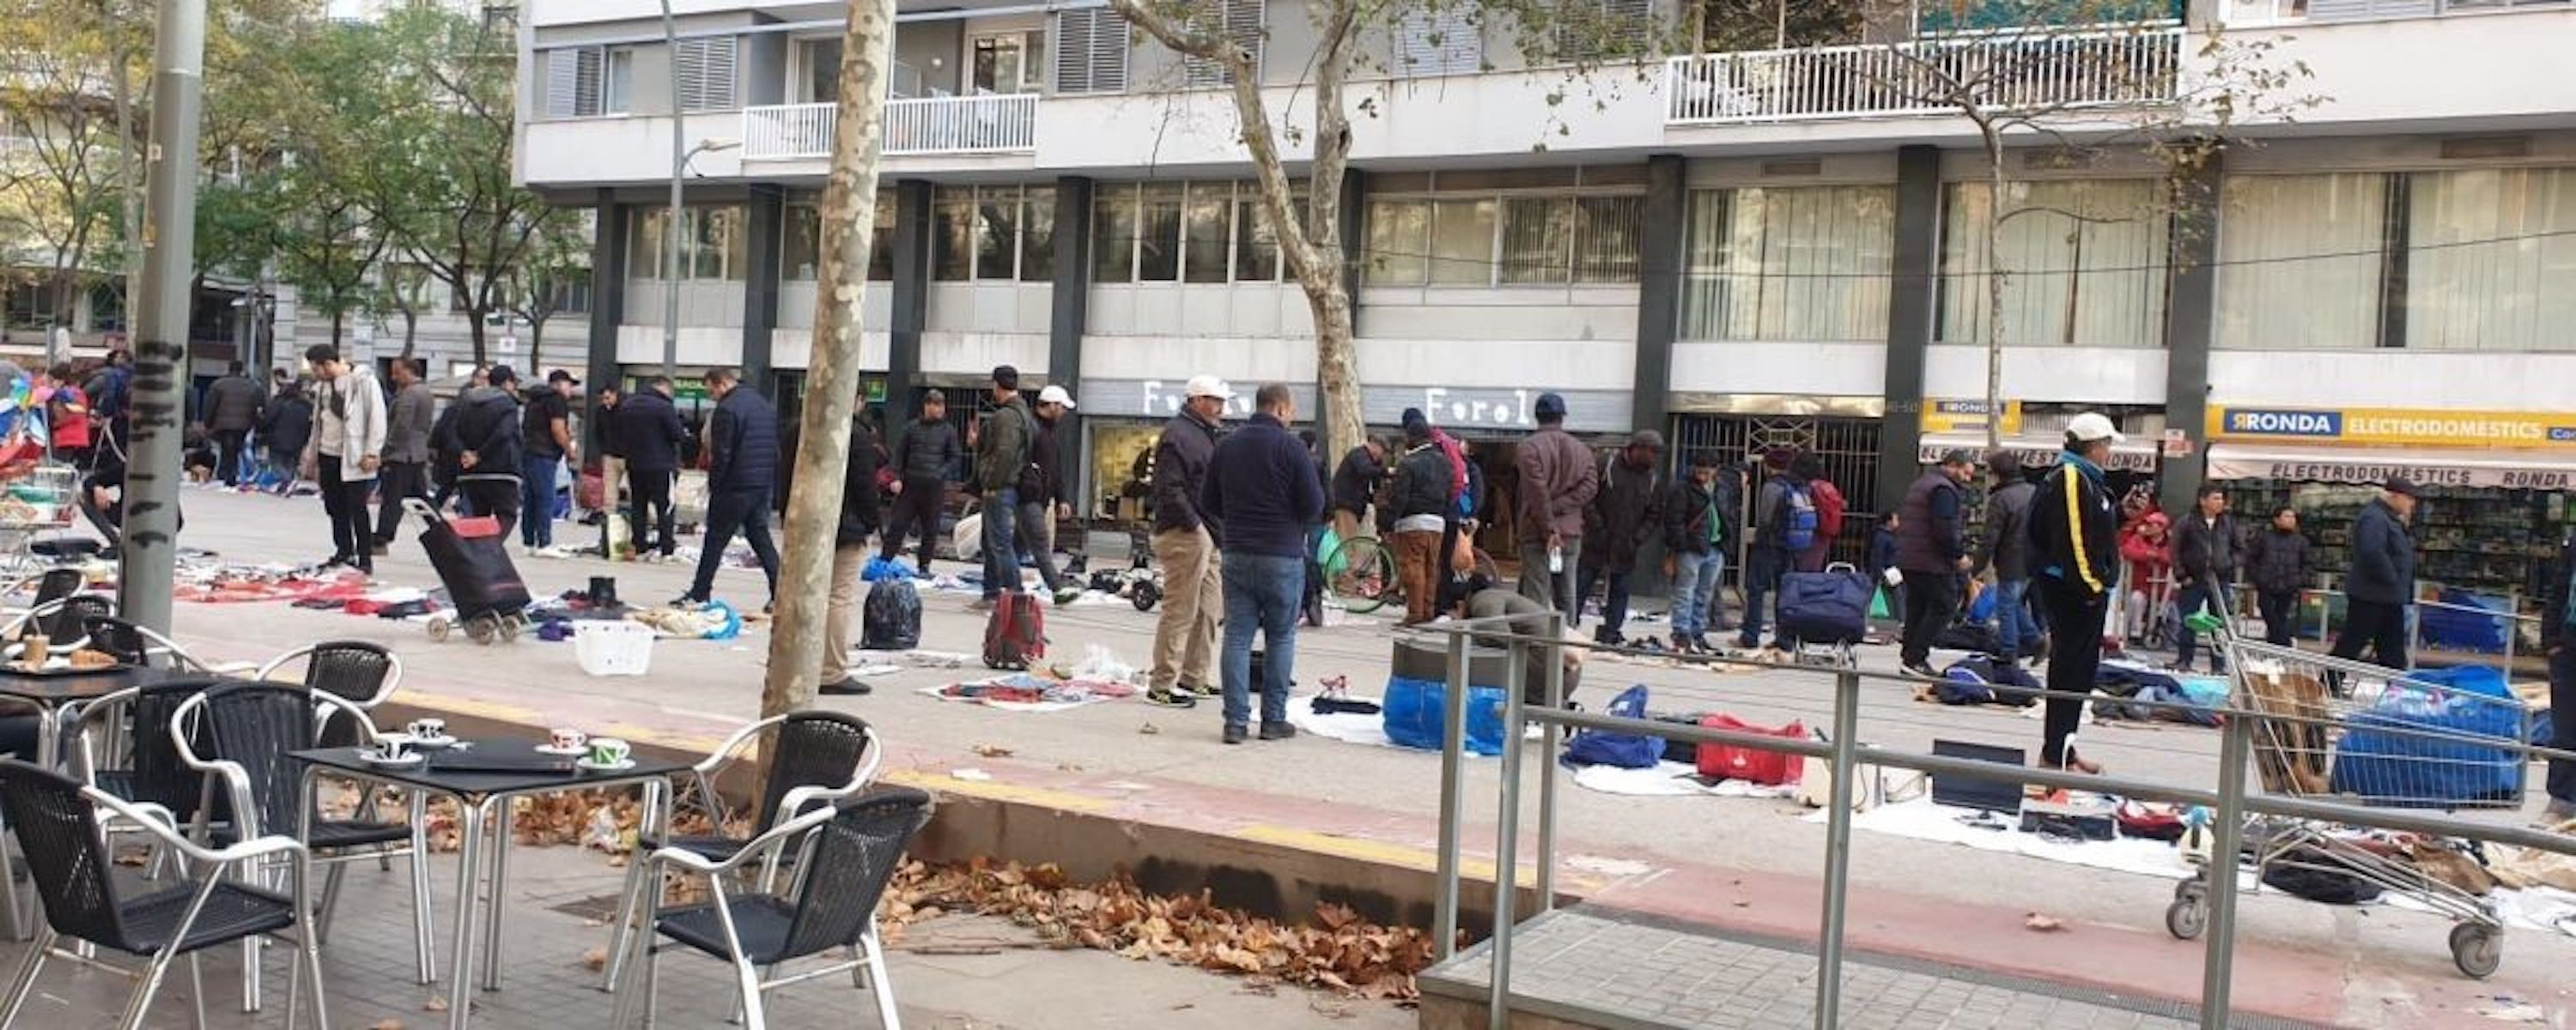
0, 663, 197, 766
293, 738, 686, 1030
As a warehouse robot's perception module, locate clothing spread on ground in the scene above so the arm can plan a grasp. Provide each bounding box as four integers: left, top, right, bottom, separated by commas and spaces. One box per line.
920, 671, 1138, 712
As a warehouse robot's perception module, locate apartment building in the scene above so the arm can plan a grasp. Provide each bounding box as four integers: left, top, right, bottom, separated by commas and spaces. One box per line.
515, 0, 2576, 601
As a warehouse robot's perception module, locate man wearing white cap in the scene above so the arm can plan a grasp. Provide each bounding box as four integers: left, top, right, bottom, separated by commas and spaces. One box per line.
1022, 384, 1083, 605
1145, 374, 1232, 708
2029, 412, 2124, 776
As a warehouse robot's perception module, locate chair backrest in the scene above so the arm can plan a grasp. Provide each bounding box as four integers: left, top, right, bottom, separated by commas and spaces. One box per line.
299, 641, 398, 708
125, 677, 225, 821
776, 787, 933, 962
81, 616, 151, 667
42, 594, 114, 646
31, 568, 83, 609
192, 682, 319, 839
0, 759, 127, 948
756, 712, 875, 832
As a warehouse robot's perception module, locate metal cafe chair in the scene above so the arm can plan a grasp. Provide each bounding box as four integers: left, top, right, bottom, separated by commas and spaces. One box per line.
610, 788, 934, 1030
0, 759, 329, 1030
0, 568, 84, 620
255, 640, 403, 718
2, 592, 113, 659
602, 711, 882, 992
64, 676, 230, 881
80, 615, 226, 674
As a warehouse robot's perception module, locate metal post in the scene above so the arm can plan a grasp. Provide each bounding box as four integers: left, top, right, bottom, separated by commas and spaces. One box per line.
1433, 631, 1470, 960
118, 0, 208, 634
1814, 666, 1862, 1029
1535, 615, 1564, 913
1489, 639, 1528, 1030
659, 0, 687, 380
2198, 711, 2253, 1029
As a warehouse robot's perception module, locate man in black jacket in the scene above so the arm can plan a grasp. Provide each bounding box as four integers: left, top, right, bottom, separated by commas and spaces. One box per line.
1580, 430, 1662, 646
1385, 411, 1453, 627
444, 367, 526, 534
879, 390, 961, 573
1328, 437, 1387, 547
2542, 531, 2576, 824
820, 411, 884, 697
1659, 451, 1723, 653
616, 378, 688, 560
2171, 485, 2239, 674
2330, 477, 2419, 671
678, 367, 781, 609
204, 360, 264, 486
970, 366, 1035, 609
1145, 376, 1230, 707
2029, 414, 2123, 776
1895, 450, 1975, 676
1022, 385, 1080, 605
2241, 506, 2308, 646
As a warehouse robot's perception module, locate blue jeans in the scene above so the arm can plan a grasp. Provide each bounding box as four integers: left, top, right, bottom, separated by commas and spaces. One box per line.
1739, 546, 1790, 648
1220, 552, 1302, 731
519, 454, 561, 548
1995, 578, 2045, 657
981, 487, 1021, 598
1671, 549, 1723, 638
2174, 579, 2229, 670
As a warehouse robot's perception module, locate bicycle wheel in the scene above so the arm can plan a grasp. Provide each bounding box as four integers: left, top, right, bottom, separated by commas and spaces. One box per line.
1327, 536, 1398, 615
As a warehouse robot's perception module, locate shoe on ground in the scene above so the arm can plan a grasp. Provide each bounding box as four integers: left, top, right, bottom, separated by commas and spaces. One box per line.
1669, 633, 1696, 655
1145, 686, 1198, 709
2040, 751, 2105, 776
670, 595, 705, 609
369, 542, 391, 557
1901, 661, 1939, 679
819, 678, 872, 696
966, 597, 995, 614
1259, 723, 1297, 742
2535, 799, 2576, 829
1222, 724, 1248, 745
1188, 681, 1223, 698
1054, 586, 1083, 607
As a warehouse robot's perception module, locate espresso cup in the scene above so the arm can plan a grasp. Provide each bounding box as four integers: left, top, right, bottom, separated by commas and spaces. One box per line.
370, 736, 413, 762
550, 728, 587, 752
407, 718, 447, 741
586, 737, 631, 767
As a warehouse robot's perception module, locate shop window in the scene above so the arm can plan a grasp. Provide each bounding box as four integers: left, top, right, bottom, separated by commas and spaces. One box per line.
1937, 179, 2168, 349
1681, 185, 1895, 342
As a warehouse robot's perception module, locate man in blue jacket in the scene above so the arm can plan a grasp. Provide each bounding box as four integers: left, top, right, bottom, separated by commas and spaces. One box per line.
2330, 476, 2419, 671
677, 367, 781, 609
1201, 384, 1323, 745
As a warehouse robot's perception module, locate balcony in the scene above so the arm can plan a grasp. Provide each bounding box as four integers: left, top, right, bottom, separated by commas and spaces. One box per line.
2221, 0, 2574, 25
740, 93, 1040, 161
1663, 26, 2184, 125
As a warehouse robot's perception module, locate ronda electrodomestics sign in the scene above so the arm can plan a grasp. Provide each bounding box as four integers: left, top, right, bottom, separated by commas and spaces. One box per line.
2207, 406, 2576, 450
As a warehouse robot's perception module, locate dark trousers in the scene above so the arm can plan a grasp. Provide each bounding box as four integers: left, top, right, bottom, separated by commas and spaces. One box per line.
1738, 546, 1791, 648
2036, 577, 2109, 767
372, 461, 427, 545
2257, 589, 2298, 646
1577, 560, 1636, 637
1899, 569, 1960, 666
318, 461, 373, 568
520, 454, 562, 548
457, 476, 521, 541
214, 429, 248, 486
629, 466, 676, 556
878, 476, 944, 571
690, 488, 781, 603
2549, 647, 2576, 804
2173, 579, 2231, 670
2330, 598, 2410, 670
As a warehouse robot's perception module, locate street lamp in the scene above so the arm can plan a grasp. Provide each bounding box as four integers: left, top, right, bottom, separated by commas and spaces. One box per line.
659, 136, 739, 381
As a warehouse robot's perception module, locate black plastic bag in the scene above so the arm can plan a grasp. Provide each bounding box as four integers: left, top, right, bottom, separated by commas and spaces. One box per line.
861, 577, 921, 651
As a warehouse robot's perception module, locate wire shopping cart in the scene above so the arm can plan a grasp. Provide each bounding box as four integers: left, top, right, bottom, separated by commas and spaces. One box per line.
0, 464, 79, 574
2163, 612, 2528, 978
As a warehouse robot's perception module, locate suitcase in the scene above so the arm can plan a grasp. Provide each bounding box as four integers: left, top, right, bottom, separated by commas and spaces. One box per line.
1777, 562, 1871, 645
982, 592, 1046, 670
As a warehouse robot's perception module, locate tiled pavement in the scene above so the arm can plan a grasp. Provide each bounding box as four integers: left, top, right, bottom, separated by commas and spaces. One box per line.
1424, 906, 2225, 1030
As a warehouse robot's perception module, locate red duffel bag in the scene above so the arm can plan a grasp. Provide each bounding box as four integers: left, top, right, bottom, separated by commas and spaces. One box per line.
1696, 715, 1806, 786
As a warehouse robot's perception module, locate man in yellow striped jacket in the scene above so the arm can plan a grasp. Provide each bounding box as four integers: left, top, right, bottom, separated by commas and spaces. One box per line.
2028, 413, 2125, 776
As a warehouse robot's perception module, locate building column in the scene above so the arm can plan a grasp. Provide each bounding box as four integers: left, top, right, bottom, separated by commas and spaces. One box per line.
584, 191, 629, 397
740, 184, 784, 393
1632, 154, 1684, 438
1875, 144, 1941, 515
885, 179, 933, 431
1048, 176, 1094, 399
2160, 147, 2223, 517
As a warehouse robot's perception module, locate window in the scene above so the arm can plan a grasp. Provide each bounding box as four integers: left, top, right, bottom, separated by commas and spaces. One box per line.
2215, 173, 2385, 351
799, 38, 842, 104
1498, 198, 1575, 285
1938, 179, 2169, 349
977, 187, 1022, 280
542, 46, 603, 118
1183, 0, 1266, 88
1367, 190, 1639, 287
549, 277, 592, 315
972, 33, 1046, 94
1092, 182, 1293, 284
603, 47, 635, 114
783, 193, 897, 282
1551, 0, 1652, 63
1396, 5, 1481, 77
1137, 185, 1184, 282
1054, 8, 1129, 94
933, 187, 975, 282
1236, 199, 1280, 281
1022, 189, 1056, 282
673, 36, 738, 112
629, 206, 749, 282
1429, 199, 1497, 285
1093, 188, 1137, 283
1183, 184, 1231, 282
1681, 185, 1895, 342
2405, 167, 2576, 353
1574, 196, 1643, 283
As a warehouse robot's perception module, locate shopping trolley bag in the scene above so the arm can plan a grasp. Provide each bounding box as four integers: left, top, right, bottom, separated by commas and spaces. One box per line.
412, 501, 532, 622
2329, 665, 2524, 807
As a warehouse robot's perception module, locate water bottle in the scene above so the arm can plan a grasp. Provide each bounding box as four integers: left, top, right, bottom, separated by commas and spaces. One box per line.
1547, 544, 1564, 574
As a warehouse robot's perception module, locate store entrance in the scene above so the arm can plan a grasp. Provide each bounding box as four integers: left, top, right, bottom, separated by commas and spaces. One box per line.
1670, 415, 1885, 572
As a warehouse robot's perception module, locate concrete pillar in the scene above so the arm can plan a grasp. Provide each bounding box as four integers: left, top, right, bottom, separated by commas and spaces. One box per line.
1632, 154, 1685, 438
2160, 148, 2224, 517
740, 183, 783, 393
1048, 176, 1093, 399
585, 191, 629, 396
1875, 144, 1941, 515
885, 179, 933, 430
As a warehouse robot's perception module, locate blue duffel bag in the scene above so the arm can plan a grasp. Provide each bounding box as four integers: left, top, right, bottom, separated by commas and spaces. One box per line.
2329, 665, 2525, 807
1382, 676, 1507, 755
1778, 563, 1872, 645
1560, 685, 1662, 769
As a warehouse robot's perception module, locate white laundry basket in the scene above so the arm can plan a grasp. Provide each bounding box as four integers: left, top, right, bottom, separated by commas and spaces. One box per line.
574, 620, 657, 677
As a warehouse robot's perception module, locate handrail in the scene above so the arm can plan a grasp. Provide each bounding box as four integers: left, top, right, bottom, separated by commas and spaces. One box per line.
740, 94, 1041, 160
1663, 24, 2184, 125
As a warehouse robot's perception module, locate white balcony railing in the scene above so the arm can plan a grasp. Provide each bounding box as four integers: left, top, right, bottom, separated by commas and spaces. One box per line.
1664, 26, 2184, 125
741, 93, 1041, 161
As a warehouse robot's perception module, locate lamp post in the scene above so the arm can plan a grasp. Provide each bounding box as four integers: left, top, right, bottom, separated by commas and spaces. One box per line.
660, 136, 739, 380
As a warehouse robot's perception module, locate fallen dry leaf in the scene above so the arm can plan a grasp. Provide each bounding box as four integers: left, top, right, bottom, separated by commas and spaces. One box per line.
423, 995, 449, 1012
972, 743, 1015, 758
582, 947, 609, 971
2024, 913, 2067, 933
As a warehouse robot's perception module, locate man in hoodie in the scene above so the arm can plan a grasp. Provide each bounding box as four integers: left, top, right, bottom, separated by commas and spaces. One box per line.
682, 367, 783, 609
970, 366, 1035, 611
1201, 384, 1324, 743
880, 390, 962, 573
1514, 392, 1598, 615
203, 360, 264, 487
616, 377, 688, 560
1895, 450, 1975, 676
519, 369, 579, 553
2240, 506, 2309, 646
1386, 411, 1454, 627
2029, 414, 2123, 776
2330, 476, 2420, 671
442, 367, 526, 532
820, 409, 884, 698
261, 379, 313, 495
1971, 451, 2044, 662
298, 345, 386, 574
1579, 430, 1662, 645
1145, 375, 1230, 707
1661, 451, 1725, 653
370, 359, 435, 552
1023, 385, 1081, 605
2172, 485, 2239, 674
2541, 530, 2576, 825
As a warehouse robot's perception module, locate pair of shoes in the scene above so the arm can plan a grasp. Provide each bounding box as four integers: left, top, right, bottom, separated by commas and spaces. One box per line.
1258, 723, 1297, 742
2041, 750, 2105, 775
1187, 681, 1222, 698
1901, 661, 1939, 678
1222, 724, 1248, 745
819, 678, 872, 696
1146, 686, 1198, 708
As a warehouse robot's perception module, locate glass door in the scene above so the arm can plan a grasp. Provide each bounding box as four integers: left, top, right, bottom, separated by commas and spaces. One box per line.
970, 32, 1045, 94
797, 37, 842, 103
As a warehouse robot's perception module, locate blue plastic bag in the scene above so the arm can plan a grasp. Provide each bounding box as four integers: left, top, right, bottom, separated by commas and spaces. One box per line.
862, 557, 919, 583
2420, 589, 2509, 653
2329, 664, 2524, 806
1561, 685, 1662, 769
1382, 676, 1505, 756
1967, 582, 1999, 624
700, 600, 744, 641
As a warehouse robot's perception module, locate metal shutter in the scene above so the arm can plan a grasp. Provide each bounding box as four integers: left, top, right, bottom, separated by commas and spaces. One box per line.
673, 36, 738, 112
1554, 0, 1650, 61
1395, 5, 1479, 77
543, 46, 601, 118
1054, 9, 1129, 94
1182, 0, 1263, 88
2306, 0, 2436, 20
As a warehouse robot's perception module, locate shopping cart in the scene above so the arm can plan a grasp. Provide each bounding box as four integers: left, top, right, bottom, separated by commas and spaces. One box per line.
0, 464, 79, 575
2163, 612, 2526, 978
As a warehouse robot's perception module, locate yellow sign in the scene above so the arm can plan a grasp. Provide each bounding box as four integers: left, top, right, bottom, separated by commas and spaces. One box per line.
1920, 399, 2023, 435
2206, 406, 2576, 450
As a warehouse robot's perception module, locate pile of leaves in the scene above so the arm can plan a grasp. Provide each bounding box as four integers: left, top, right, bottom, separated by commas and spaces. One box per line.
879, 857, 1431, 1001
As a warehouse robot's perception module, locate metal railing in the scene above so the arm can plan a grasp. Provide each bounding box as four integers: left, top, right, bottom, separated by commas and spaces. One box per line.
1425, 611, 2576, 1030
1663, 25, 2184, 125
740, 93, 1041, 161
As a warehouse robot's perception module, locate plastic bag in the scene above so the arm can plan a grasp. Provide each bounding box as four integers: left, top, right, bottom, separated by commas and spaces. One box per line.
862, 556, 919, 583
1382, 676, 1504, 755
1071, 644, 1138, 683
861, 578, 921, 651
701, 600, 743, 641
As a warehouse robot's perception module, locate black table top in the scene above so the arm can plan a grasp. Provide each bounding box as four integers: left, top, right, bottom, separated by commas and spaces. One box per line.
0, 664, 194, 705
291, 739, 688, 799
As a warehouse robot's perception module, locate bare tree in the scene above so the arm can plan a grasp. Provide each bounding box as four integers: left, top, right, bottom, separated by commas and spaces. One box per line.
501, 210, 594, 374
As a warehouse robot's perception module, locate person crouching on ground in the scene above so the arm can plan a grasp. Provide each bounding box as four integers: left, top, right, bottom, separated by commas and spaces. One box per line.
1444, 575, 1585, 708
1202, 384, 1323, 744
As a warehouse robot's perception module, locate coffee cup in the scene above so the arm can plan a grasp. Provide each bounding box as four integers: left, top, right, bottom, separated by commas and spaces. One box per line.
369, 736, 413, 763
586, 738, 631, 767
407, 718, 447, 741
550, 728, 587, 752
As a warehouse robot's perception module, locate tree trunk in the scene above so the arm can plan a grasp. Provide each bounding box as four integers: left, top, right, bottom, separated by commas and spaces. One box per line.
330, 308, 343, 348
465, 306, 487, 367
1981, 122, 2008, 453
1308, 275, 1362, 464
761, 0, 895, 722
526, 316, 545, 373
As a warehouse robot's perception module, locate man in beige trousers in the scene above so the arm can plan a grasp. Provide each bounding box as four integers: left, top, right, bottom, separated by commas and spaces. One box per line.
1145, 375, 1232, 708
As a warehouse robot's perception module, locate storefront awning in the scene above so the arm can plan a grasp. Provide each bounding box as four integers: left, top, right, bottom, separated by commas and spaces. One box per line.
2205, 444, 2576, 491
1917, 432, 2160, 474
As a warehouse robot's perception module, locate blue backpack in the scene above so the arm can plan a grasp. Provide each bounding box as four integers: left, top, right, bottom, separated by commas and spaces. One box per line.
1562, 685, 1662, 769
1779, 482, 1820, 552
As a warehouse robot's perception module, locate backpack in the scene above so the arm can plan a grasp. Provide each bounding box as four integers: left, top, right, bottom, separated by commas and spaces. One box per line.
1810, 480, 1846, 542
1779, 482, 1820, 552
861, 577, 921, 651
1561, 685, 1662, 770
981, 592, 1046, 670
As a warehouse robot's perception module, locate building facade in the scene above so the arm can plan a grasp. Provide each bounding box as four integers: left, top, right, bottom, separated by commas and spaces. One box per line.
514, 0, 2576, 602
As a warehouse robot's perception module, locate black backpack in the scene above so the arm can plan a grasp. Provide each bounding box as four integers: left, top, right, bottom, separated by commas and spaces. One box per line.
860, 577, 921, 651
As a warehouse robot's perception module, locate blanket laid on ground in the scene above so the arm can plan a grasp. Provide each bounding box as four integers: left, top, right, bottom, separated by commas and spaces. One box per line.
920, 673, 1136, 712
1815, 796, 2195, 880
174, 566, 370, 604
1572, 761, 1801, 799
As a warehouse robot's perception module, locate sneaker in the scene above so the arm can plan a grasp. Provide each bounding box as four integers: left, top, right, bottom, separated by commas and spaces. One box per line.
1186, 681, 1223, 698
819, 678, 873, 696
1901, 661, 1939, 679
1054, 586, 1083, 607
670, 595, 705, 609
1222, 724, 1248, 745
1145, 686, 1198, 709
1669, 633, 1697, 655
1258, 723, 1297, 742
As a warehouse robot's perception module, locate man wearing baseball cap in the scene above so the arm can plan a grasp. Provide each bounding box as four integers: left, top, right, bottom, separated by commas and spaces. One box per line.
2029, 413, 2124, 775
2331, 476, 2420, 671
1514, 392, 1597, 615
1145, 374, 1233, 707
1022, 385, 1082, 604
518, 368, 579, 554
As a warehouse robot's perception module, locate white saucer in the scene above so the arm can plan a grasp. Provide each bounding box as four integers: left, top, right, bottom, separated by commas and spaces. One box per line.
408, 735, 461, 750
533, 743, 586, 756
357, 751, 427, 768
574, 756, 637, 772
